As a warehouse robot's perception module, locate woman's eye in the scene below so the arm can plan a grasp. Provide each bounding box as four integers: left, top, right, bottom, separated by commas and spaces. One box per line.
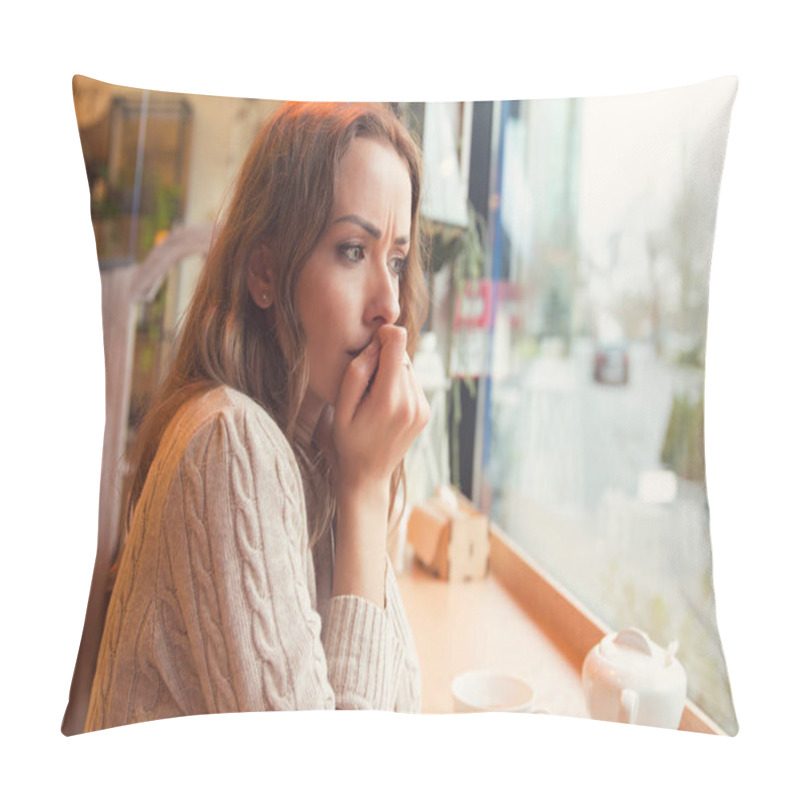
389, 255, 409, 277
339, 244, 365, 263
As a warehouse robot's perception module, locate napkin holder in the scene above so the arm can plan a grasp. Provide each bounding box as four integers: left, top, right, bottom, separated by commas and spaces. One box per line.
407, 495, 490, 581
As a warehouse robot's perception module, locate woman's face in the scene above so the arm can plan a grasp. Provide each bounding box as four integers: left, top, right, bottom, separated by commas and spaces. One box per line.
295, 137, 412, 417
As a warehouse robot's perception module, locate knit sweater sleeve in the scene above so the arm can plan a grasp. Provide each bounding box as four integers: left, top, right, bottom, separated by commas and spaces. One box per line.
167, 397, 410, 712
318, 555, 419, 711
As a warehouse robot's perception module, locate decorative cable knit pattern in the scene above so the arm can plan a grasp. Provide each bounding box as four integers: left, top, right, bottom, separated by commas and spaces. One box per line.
84, 385, 422, 731
180, 425, 240, 713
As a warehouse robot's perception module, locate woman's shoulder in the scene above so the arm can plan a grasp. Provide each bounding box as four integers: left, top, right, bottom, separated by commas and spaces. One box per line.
190, 383, 288, 442
158, 385, 297, 479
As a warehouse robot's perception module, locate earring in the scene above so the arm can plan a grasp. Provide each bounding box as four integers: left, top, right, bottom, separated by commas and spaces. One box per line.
261, 291, 272, 308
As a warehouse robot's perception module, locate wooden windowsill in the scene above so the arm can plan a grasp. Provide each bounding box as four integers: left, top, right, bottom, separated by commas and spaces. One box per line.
396, 507, 725, 735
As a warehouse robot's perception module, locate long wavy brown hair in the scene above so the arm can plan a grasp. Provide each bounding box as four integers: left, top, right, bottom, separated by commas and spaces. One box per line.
120, 102, 427, 566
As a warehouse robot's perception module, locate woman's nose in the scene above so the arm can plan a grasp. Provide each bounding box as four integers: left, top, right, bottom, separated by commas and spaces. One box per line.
366, 259, 401, 325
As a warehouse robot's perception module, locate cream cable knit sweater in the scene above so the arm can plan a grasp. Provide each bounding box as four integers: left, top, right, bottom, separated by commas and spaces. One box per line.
85, 386, 422, 731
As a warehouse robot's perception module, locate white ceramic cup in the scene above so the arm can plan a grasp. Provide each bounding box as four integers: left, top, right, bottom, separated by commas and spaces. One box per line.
451, 670, 538, 713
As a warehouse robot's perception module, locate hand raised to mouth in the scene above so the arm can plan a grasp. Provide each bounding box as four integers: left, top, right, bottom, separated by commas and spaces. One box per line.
332, 324, 430, 489
346, 334, 382, 409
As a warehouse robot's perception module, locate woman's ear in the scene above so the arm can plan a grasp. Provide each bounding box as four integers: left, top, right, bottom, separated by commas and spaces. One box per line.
247, 243, 275, 308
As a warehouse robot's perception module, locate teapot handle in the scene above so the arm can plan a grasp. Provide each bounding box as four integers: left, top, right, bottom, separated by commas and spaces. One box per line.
619, 688, 639, 724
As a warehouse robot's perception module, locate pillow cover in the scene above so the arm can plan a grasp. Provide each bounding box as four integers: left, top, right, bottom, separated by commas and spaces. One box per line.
63, 75, 737, 736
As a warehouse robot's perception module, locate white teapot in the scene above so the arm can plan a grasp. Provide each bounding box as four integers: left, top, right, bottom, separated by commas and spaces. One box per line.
582, 628, 687, 729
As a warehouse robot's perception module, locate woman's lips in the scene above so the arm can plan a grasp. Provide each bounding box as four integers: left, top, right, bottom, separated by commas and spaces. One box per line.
346, 339, 374, 359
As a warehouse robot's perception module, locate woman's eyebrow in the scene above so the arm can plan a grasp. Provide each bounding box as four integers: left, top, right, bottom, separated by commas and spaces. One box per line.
333, 214, 409, 246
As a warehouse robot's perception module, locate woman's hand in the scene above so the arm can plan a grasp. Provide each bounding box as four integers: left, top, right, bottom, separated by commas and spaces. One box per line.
332, 324, 430, 493
329, 324, 429, 607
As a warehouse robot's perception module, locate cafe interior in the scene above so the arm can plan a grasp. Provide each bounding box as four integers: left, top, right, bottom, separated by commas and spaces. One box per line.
64, 75, 737, 737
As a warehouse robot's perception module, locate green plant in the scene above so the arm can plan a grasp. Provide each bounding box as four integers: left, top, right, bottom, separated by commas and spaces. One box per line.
425, 204, 487, 490
138, 181, 182, 255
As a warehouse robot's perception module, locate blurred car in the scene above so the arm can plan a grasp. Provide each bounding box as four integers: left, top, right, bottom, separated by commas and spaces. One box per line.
593, 341, 629, 385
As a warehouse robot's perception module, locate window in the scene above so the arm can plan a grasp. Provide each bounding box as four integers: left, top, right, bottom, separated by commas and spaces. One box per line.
471, 91, 736, 734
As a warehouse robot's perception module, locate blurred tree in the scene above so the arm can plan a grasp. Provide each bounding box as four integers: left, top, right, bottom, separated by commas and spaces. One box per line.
661, 393, 705, 483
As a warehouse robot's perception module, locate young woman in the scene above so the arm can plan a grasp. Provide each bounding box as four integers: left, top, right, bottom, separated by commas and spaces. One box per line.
84, 102, 430, 730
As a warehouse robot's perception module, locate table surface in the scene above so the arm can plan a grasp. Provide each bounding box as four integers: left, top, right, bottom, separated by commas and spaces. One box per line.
396, 554, 589, 719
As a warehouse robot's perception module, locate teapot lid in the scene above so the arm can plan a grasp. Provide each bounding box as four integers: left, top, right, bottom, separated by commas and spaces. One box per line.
599, 628, 680, 672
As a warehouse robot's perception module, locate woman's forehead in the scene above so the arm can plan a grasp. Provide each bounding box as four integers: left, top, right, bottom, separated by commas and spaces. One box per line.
332, 138, 412, 222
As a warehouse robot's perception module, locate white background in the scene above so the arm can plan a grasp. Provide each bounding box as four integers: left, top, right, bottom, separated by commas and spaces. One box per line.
2, 1, 797, 796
